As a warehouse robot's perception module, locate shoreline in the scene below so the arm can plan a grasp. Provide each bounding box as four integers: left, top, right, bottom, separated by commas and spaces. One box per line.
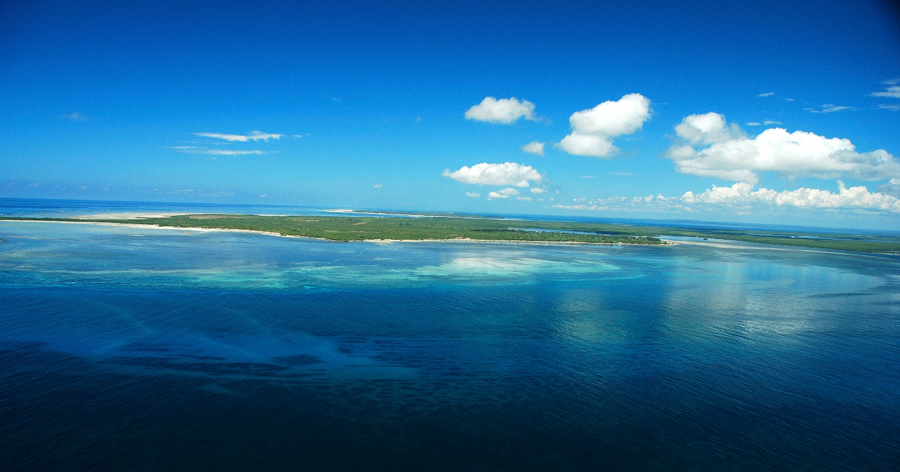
659, 235, 900, 256
360, 237, 669, 247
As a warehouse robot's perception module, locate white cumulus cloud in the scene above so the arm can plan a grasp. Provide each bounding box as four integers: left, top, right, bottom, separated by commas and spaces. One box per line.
568, 93, 650, 136
558, 132, 615, 158
665, 113, 900, 184
557, 93, 650, 158
879, 178, 900, 197
521, 141, 545, 156
442, 162, 543, 187
465, 97, 537, 124
674, 112, 744, 145
195, 131, 283, 142
530, 187, 546, 194
465, 192, 481, 198
758, 92, 775, 97
487, 187, 520, 200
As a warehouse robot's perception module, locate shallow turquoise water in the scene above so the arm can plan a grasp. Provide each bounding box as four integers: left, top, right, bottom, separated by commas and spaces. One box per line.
1, 221, 899, 471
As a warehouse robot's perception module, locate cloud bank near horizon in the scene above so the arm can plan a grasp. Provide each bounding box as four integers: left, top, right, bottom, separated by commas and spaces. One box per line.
487, 187, 519, 199
681, 181, 900, 212
555, 181, 900, 214
553, 181, 900, 214
665, 113, 900, 184
442, 162, 543, 187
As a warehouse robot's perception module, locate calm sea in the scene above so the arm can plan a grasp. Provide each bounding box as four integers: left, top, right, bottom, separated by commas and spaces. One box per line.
1, 200, 898, 471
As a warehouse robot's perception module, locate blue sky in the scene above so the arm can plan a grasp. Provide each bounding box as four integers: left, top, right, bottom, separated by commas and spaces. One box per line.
2, 0, 899, 229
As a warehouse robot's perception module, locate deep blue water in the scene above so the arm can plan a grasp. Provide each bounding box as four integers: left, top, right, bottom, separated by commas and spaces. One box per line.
1, 212, 899, 470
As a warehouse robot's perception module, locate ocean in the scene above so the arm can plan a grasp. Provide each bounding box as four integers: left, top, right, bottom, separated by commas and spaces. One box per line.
1, 199, 898, 471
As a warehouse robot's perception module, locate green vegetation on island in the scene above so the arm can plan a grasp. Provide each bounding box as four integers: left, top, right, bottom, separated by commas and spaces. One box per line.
3, 214, 900, 254
88, 214, 664, 245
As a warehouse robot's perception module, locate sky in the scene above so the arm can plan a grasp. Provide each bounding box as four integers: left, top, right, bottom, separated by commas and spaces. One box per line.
2, 0, 899, 229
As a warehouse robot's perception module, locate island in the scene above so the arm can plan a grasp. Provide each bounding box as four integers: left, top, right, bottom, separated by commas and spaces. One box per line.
3, 213, 900, 254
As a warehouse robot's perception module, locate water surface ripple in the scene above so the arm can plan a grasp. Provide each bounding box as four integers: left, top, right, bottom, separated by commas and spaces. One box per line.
1, 221, 899, 471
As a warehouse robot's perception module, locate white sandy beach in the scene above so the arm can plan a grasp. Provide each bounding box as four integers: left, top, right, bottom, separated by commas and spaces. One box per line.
72, 212, 188, 220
